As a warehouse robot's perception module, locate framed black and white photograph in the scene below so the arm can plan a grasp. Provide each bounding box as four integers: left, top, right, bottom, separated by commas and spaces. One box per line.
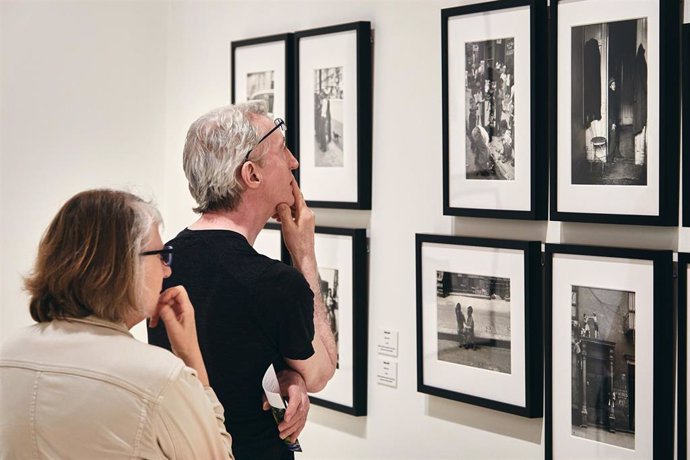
682, 24, 690, 227
252, 222, 285, 261
678, 253, 690, 459
416, 234, 542, 417
231, 33, 294, 147
294, 22, 372, 209
442, 0, 548, 220
550, 0, 682, 225
308, 227, 368, 415
545, 244, 674, 459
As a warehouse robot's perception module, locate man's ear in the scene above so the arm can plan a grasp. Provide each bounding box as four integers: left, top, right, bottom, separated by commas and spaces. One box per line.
240, 161, 262, 190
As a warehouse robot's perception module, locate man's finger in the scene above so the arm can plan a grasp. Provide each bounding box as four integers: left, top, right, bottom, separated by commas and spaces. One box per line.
276, 203, 293, 224
282, 392, 298, 420
279, 428, 296, 440
261, 394, 270, 411
290, 180, 306, 213
278, 418, 298, 436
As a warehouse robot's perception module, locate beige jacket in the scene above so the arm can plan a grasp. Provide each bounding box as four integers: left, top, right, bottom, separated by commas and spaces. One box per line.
0, 316, 234, 459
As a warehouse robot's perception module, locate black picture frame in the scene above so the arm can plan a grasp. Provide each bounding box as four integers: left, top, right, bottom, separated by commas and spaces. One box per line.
231, 33, 295, 151
549, 0, 682, 226
679, 252, 689, 460
415, 234, 543, 417
293, 22, 373, 209
545, 244, 674, 459
682, 24, 690, 226
442, 0, 548, 220
305, 226, 368, 416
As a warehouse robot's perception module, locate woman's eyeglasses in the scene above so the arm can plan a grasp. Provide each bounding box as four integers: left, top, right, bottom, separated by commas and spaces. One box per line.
140, 245, 173, 267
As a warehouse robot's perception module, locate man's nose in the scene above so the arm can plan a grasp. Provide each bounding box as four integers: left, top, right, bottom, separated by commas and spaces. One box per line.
288, 150, 299, 170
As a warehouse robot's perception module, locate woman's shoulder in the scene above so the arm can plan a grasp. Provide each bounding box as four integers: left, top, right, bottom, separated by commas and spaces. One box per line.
1, 319, 187, 401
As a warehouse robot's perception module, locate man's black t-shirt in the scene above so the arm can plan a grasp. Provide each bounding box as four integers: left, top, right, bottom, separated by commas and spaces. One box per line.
148, 229, 315, 460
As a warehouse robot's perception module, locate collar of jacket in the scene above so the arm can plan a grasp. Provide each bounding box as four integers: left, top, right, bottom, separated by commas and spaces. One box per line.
67, 315, 133, 337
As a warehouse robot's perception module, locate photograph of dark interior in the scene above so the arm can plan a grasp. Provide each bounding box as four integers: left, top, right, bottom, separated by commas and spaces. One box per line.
246, 70, 275, 118
313, 66, 344, 167
571, 285, 636, 450
464, 37, 515, 181
319, 267, 340, 368
571, 18, 648, 185
436, 270, 512, 374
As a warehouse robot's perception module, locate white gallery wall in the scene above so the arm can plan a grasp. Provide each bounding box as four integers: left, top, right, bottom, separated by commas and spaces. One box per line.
0, 1, 168, 342
1, 1, 689, 459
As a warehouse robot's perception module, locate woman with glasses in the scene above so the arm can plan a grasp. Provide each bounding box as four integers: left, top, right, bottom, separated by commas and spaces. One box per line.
0, 189, 233, 459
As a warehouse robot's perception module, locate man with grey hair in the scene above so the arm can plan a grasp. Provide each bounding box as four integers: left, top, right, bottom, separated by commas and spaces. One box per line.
149, 103, 337, 460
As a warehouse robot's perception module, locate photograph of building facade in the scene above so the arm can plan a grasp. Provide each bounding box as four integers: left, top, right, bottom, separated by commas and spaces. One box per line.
571, 285, 636, 449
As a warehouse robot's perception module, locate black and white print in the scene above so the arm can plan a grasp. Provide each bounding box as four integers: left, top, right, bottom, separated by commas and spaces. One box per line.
246, 70, 275, 118
319, 267, 339, 368
314, 66, 344, 167
571, 285, 635, 450
436, 271, 511, 374
571, 18, 648, 185
465, 38, 515, 180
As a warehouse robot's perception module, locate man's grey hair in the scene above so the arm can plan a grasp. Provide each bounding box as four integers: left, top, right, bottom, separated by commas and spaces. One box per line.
182, 101, 268, 213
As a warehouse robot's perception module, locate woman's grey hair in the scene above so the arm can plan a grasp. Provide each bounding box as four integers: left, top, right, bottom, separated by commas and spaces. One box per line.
131, 198, 163, 311
182, 101, 268, 213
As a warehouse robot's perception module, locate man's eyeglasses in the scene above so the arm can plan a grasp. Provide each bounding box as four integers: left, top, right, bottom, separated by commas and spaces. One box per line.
140, 245, 173, 267
243, 118, 286, 163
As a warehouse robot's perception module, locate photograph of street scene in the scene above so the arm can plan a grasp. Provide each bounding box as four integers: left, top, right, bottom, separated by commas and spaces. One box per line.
571, 285, 636, 450
464, 37, 515, 180
314, 66, 344, 167
246, 70, 275, 118
319, 267, 339, 368
436, 270, 511, 374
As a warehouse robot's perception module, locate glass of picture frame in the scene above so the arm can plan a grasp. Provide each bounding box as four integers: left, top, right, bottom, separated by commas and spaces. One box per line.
545, 244, 674, 459
549, 0, 682, 225
415, 234, 542, 417
231, 33, 294, 149
294, 22, 372, 209
306, 227, 368, 415
442, 0, 548, 220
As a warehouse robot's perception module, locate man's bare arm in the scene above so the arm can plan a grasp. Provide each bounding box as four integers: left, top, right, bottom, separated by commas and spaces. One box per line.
277, 181, 337, 392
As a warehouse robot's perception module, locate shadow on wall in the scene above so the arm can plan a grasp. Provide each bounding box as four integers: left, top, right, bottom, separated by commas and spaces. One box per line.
307, 405, 367, 439
426, 397, 542, 444
560, 222, 678, 251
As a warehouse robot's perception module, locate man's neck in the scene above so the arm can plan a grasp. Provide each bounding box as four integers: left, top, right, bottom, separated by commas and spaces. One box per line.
189, 202, 271, 246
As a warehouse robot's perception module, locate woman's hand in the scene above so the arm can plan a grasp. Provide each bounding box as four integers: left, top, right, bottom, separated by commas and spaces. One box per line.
149, 286, 209, 386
